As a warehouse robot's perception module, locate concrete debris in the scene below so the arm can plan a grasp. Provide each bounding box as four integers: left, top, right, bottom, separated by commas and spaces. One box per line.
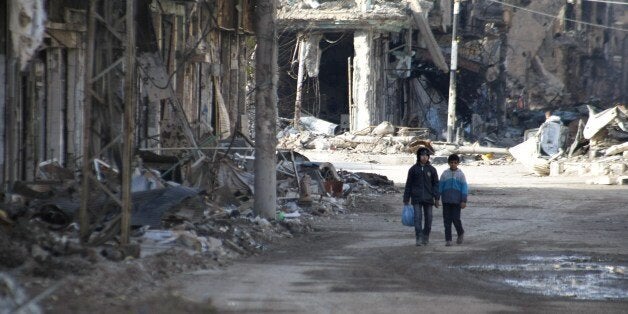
605, 142, 628, 157
278, 118, 506, 158
371, 121, 395, 136
131, 168, 165, 192
1, 129, 399, 291
299, 116, 340, 136
510, 104, 628, 180
37, 160, 75, 181
583, 104, 628, 140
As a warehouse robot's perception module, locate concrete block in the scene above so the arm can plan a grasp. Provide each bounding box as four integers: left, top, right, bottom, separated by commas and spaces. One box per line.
609, 163, 626, 175
586, 176, 616, 185
596, 176, 614, 185
549, 161, 564, 176
563, 162, 587, 176
590, 162, 609, 176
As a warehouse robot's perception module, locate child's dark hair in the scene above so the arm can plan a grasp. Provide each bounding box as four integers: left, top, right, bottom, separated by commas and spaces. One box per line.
448, 154, 460, 163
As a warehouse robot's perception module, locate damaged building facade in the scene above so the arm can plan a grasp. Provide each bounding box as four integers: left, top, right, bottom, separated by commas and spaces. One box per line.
1, 0, 627, 193
276, 0, 627, 143
0, 0, 255, 195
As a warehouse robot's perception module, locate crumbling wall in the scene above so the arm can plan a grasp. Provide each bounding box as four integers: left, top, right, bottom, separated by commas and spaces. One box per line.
0, 0, 254, 194
504, 1, 565, 107
504, 1, 626, 108
9, 0, 46, 70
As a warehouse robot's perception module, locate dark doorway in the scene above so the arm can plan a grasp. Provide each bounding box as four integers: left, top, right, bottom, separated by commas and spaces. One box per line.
318, 32, 353, 124
277, 32, 354, 125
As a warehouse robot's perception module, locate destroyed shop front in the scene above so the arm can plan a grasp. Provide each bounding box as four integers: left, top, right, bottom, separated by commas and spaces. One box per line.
276, 0, 627, 147
1, 0, 255, 194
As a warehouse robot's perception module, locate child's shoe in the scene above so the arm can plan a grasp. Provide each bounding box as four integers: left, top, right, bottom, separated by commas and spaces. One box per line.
456, 233, 464, 244
445, 241, 452, 246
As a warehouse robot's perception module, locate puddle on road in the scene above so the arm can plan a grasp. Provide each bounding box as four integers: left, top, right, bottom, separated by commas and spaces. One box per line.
460, 255, 628, 300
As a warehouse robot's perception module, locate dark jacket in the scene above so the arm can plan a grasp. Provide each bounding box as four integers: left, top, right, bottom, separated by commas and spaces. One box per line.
403, 162, 440, 205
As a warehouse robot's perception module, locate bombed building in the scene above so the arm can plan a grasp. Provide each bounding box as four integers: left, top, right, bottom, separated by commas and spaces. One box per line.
1, 0, 256, 193
276, 0, 627, 144
1, 1, 627, 197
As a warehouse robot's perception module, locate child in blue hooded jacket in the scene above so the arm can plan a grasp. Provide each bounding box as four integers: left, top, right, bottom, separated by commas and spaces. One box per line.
439, 154, 468, 246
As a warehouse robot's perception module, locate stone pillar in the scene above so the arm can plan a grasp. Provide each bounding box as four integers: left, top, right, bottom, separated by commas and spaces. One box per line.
351, 30, 373, 132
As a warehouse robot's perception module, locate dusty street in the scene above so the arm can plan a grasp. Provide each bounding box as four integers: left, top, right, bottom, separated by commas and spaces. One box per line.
157, 156, 628, 313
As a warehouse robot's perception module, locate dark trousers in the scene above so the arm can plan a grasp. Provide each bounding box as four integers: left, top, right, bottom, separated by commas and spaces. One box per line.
443, 203, 464, 241
413, 203, 433, 239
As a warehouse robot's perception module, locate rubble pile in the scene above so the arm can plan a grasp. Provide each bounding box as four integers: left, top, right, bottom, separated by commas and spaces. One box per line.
279, 119, 435, 155
279, 103, 626, 184
509, 104, 628, 184
0, 135, 400, 309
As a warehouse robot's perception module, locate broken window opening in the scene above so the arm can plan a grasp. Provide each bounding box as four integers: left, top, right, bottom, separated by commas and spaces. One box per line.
278, 31, 354, 126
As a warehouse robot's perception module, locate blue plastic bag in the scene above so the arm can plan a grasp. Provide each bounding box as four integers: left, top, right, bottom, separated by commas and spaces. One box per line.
401, 204, 414, 226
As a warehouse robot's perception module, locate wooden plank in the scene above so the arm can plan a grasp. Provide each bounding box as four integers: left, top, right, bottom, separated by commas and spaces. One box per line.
46, 48, 65, 164
182, 62, 197, 137
174, 15, 185, 101
45, 21, 86, 32
64, 8, 86, 170
217, 0, 236, 30
46, 29, 80, 48
220, 32, 231, 127
241, 0, 255, 33
152, 12, 162, 51
229, 34, 239, 131
121, 0, 137, 245
80, 0, 97, 243
25, 63, 39, 180
199, 62, 212, 136
66, 48, 85, 170
237, 35, 247, 135
149, 0, 184, 16
0, 54, 5, 183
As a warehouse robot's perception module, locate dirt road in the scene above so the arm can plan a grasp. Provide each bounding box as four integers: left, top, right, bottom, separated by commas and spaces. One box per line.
166, 160, 628, 313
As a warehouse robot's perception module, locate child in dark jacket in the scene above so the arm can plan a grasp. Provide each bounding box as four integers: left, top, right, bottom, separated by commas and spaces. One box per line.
403, 147, 440, 246
439, 154, 468, 246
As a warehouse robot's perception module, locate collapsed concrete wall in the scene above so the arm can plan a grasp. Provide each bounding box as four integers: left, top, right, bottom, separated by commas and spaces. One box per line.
501, 1, 626, 108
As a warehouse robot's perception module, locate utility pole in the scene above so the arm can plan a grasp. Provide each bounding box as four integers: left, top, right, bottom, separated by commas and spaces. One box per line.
446, 0, 461, 143
254, 0, 278, 219
121, 0, 136, 245
79, 0, 97, 243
